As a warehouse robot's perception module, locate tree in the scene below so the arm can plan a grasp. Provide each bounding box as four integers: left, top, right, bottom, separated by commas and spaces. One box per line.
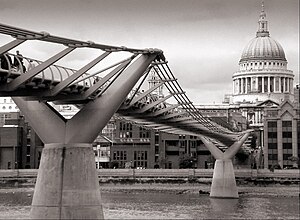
250, 133, 257, 149
235, 148, 249, 164
288, 156, 299, 168
179, 155, 197, 169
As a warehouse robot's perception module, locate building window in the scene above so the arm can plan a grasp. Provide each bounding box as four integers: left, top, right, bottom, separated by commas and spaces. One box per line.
282, 121, 292, 145
112, 150, 127, 168
134, 150, 148, 168
268, 143, 277, 149
155, 132, 159, 144
139, 127, 150, 138
268, 154, 277, 160
119, 122, 132, 138
283, 143, 292, 149
179, 135, 186, 139
155, 145, 159, 154
268, 121, 277, 131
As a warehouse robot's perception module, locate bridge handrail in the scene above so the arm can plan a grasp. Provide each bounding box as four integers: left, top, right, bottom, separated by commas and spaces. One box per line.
0, 23, 162, 55
0, 53, 100, 89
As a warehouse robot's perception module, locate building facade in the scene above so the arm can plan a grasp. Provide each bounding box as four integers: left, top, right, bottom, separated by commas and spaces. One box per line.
263, 88, 300, 169
229, 3, 298, 169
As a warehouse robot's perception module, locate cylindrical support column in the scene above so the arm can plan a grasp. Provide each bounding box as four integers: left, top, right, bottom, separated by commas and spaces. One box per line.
267, 76, 270, 93
262, 77, 265, 93
210, 159, 238, 198
255, 76, 258, 92
255, 111, 259, 124
279, 77, 282, 92
30, 143, 104, 220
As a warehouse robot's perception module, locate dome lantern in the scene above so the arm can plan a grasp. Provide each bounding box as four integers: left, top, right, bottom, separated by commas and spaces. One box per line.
239, 1, 286, 63
257, 0, 269, 37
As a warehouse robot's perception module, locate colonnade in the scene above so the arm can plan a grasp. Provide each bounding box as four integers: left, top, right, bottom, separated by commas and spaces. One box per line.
241, 109, 263, 125
233, 76, 293, 94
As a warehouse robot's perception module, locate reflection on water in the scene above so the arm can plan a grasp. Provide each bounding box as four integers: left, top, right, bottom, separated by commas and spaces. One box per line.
0, 187, 299, 219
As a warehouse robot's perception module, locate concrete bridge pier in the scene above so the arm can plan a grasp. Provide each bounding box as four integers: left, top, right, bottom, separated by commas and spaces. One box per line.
12, 54, 157, 219
200, 133, 250, 198
210, 159, 238, 198
30, 143, 103, 219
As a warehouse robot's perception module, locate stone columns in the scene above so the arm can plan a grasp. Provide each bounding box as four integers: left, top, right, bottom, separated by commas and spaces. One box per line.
256, 77, 258, 92
255, 111, 259, 124
233, 80, 235, 94
262, 77, 265, 93
267, 76, 270, 93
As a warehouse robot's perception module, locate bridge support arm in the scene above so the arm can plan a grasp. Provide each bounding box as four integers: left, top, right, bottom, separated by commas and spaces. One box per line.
200, 132, 250, 198
12, 98, 66, 144
65, 54, 157, 143
0, 39, 26, 55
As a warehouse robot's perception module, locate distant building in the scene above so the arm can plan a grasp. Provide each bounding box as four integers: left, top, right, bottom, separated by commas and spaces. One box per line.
263, 95, 300, 169
0, 112, 26, 169
0, 111, 43, 169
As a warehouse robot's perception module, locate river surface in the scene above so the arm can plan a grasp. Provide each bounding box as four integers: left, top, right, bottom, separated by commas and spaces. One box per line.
0, 184, 299, 219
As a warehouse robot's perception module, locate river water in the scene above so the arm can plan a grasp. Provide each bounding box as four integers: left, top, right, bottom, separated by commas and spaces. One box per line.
0, 184, 299, 219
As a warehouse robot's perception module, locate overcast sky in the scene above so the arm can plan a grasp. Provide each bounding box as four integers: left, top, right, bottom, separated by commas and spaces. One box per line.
0, 0, 299, 104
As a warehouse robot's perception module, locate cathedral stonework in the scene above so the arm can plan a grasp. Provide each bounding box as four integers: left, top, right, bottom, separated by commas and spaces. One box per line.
232, 2, 294, 105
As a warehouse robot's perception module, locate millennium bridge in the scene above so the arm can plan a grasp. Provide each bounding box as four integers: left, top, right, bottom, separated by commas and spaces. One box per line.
0, 23, 251, 219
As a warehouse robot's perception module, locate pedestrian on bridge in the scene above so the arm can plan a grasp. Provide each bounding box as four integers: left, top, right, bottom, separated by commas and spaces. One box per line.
13, 50, 26, 73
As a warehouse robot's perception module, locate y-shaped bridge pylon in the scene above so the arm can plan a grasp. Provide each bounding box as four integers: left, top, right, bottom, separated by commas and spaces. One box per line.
13, 54, 157, 219
199, 133, 250, 198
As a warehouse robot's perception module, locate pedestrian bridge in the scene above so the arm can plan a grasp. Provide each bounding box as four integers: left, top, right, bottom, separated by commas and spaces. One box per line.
0, 23, 251, 219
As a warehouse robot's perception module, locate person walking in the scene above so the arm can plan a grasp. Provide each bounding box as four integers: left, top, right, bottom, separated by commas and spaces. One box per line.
13, 50, 26, 72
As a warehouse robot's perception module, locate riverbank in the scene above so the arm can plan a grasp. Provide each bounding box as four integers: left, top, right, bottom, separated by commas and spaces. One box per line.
0, 168, 299, 188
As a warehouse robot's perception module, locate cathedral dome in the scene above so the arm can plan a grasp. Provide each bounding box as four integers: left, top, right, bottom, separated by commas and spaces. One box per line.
240, 36, 286, 62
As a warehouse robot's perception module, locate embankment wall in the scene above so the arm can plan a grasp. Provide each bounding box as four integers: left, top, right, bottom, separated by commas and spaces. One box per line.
0, 169, 299, 187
